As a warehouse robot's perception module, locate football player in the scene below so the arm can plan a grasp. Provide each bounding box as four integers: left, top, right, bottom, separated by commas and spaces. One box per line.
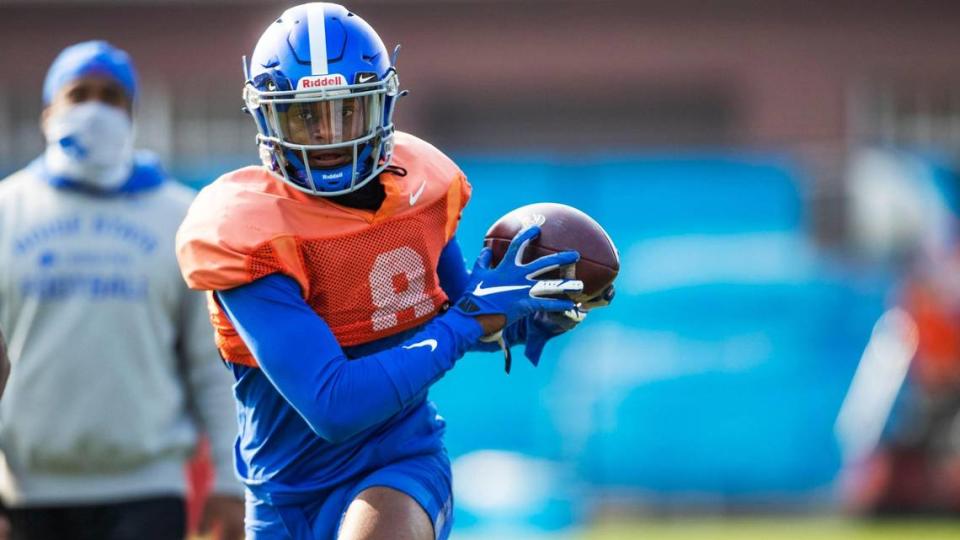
176, 3, 604, 538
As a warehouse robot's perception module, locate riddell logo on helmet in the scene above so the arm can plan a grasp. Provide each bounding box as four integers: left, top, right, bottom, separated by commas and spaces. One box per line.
297, 74, 347, 90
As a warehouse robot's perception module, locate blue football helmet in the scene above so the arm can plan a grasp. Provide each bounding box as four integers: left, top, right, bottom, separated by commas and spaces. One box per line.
243, 2, 402, 196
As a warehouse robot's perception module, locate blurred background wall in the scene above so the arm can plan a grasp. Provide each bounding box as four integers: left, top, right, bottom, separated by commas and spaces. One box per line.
3, 1, 960, 187
4, 1, 960, 537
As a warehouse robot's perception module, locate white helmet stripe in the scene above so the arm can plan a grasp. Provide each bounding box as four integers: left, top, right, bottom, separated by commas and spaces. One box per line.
307, 3, 328, 75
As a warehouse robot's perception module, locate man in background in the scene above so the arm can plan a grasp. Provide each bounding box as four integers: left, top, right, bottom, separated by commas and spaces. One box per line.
843, 149, 960, 515
0, 328, 5, 540
0, 41, 243, 539
0, 327, 7, 400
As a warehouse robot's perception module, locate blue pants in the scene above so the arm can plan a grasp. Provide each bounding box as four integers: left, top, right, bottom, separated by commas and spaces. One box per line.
244, 452, 453, 539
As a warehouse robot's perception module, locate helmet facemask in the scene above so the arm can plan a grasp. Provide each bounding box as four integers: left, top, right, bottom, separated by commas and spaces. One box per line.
244, 68, 400, 197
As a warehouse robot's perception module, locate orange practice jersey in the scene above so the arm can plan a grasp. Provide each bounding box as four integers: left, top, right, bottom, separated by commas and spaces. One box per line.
176, 132, 471, 367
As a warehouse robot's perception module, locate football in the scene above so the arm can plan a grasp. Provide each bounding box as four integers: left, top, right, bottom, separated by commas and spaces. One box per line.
483, 203, 619, 303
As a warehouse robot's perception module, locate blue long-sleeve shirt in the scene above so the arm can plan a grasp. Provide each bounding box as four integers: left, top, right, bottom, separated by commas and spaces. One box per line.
216, 237, 531, 504
218, 274, 482, 444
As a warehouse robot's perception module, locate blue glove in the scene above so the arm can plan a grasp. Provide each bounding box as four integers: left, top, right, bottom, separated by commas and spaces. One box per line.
523, 311, 578, 367
452, 225, 583, 326
523, 283, 616, 366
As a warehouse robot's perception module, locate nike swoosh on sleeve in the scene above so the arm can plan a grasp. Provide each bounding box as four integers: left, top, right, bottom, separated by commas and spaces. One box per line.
471, 282, 532, 297
409, 180, 427, 206
403, 339, 438, 352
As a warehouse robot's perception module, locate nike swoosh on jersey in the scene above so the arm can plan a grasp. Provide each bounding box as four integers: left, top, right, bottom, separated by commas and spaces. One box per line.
472, 282, 532, 297
358, 74, 377, 83
409, 180, 427, 206
403, 339, 438, 352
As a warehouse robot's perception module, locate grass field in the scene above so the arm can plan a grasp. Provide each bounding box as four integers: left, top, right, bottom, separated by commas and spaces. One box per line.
584, 518, 960, 540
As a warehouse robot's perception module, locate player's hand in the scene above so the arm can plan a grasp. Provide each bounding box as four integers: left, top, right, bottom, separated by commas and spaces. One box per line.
198, 494, 245, 540
522, 312, 569, 366
453, 225, 583, 334
539, 283, 616, 328
581, 283, 615, 310
524, 284, 615, 365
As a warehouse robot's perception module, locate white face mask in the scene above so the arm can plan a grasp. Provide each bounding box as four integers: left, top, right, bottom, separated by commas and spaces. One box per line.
43, 101, 135, 191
